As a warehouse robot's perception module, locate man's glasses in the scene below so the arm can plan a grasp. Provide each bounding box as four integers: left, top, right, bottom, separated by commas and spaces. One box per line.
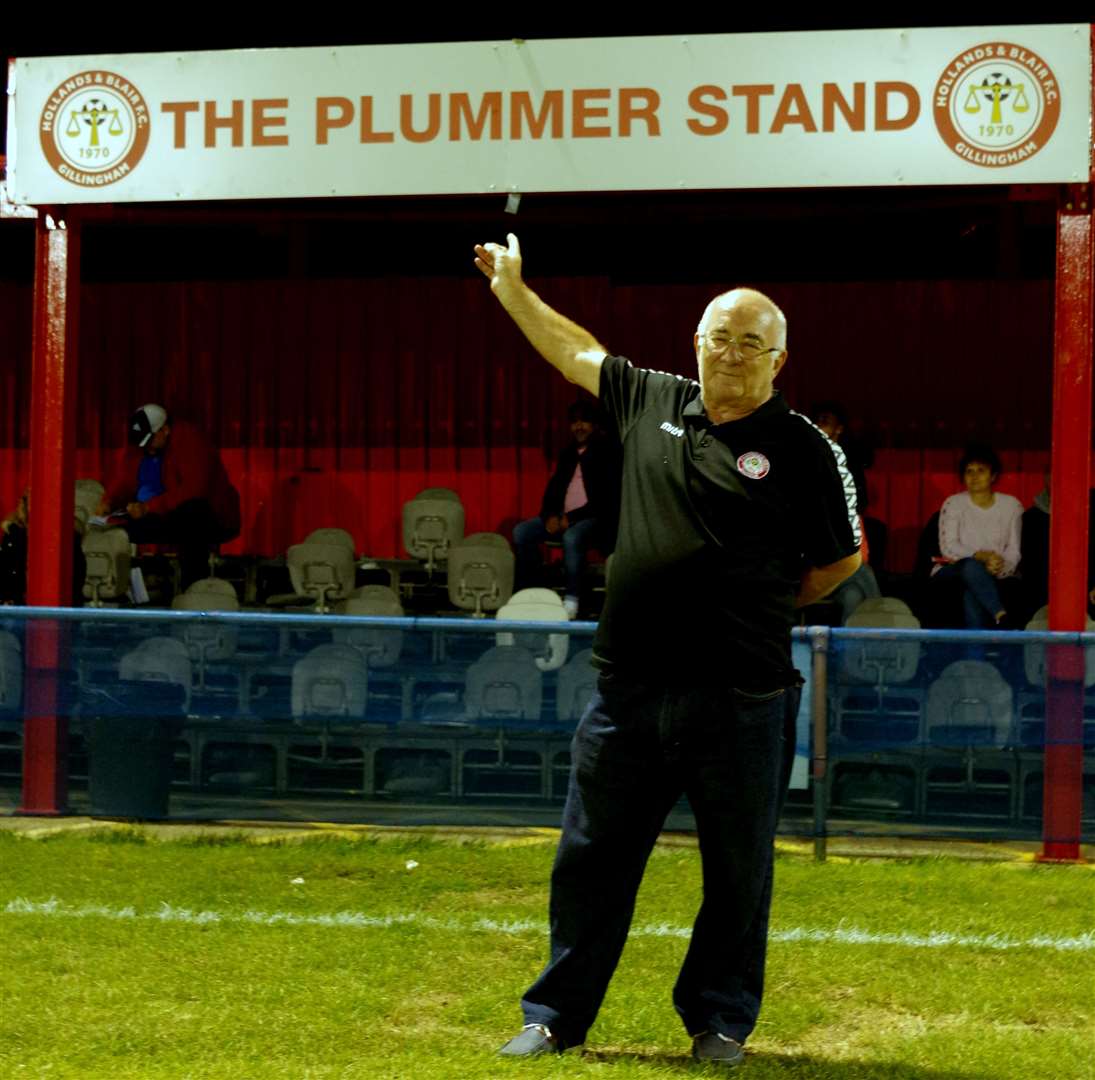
702, 333, 782, 360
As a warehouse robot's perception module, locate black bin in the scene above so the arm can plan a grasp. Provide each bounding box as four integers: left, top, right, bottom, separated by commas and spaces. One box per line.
87, 680, 186, 820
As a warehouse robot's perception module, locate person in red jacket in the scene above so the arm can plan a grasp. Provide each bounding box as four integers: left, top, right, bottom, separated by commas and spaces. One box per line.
98, 404, 241, 590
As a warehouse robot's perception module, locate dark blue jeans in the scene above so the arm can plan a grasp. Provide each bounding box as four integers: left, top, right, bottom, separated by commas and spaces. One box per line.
933, 557, 1005, 629
521, 674, 799, 1048
512, 515, 597, 599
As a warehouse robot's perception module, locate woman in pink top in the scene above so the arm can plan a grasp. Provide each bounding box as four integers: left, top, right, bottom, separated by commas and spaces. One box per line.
931, 443, 1023, 628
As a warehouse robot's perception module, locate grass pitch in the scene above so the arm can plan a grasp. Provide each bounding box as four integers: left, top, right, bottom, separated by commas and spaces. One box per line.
0, 826, 1091, 1079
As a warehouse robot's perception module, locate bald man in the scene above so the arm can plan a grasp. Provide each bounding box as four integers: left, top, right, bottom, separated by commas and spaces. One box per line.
476, 235, 860, 1066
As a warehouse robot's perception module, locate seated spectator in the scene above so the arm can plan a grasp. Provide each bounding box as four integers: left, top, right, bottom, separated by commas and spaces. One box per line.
1019, 473, 1095, 619
512, 400, 620, 619
930, 443, 1022, 629
811, 401, 880, 623
98, 404, 241, 591
813, 400, 869, 514
0, 489, 86, 606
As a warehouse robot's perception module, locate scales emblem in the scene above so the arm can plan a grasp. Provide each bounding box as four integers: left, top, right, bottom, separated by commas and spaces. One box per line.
933, 43, 1060, 168
38, 71, 151, 188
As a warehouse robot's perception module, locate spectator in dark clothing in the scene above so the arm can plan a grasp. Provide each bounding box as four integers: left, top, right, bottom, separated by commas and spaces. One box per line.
812, 400, 870, 513
512, 399, 620, 619
99, 404, 241, 590
1019, 474, 1095, 621
0, 489, 86, 606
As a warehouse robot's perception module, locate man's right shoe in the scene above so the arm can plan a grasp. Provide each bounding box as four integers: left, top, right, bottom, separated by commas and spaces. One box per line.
498, 1024, 560, 1057
691, 1031, 745, 1066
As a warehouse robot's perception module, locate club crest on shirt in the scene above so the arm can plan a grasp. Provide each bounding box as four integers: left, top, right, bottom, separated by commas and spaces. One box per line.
737, 451, 770, 479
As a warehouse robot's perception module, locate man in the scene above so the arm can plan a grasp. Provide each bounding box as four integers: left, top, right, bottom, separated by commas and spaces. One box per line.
809, 399, 880, 622
99, 404, 241, 590
1019, 472, 1095, 622
512, 399, 620, 619
474, 234, 860, 1066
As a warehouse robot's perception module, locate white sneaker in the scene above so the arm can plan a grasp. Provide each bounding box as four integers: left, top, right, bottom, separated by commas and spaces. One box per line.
563, 596, 580, 620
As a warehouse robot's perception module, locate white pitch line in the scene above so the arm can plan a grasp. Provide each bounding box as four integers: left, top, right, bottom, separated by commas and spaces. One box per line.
3, 898, 1093, 953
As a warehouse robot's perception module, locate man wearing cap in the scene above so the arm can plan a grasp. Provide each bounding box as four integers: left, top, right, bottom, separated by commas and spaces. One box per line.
99, 404, 241, 590
475, 234, 860, 1067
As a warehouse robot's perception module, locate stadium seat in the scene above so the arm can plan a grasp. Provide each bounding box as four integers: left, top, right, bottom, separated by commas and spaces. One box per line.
403, 487, 464, 575
556, 648, 596, 726
291, 643, 368, 723
183, 577, 240, 603
925, 660, 1013, 748
82, 527, 132, 606
923, 659, 1017, 820
287, 528, 357, 612
1017, 605, 1095, 750
73, 478, 105, 535
447, 532, 514, 617
0, 630, 22, 714
464, 644, 543, 728
334, 585, 404, 667
171, 581, 242, 691
835, 596, 923, 743
495, 588, 570, 672
118, 637, 193, 710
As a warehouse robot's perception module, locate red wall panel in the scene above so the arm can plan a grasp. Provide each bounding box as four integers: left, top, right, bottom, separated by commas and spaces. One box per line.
0, 273, 1065, 573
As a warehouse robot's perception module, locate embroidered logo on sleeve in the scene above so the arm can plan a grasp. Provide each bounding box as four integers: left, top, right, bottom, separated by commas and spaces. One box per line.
737, 451, 771, 479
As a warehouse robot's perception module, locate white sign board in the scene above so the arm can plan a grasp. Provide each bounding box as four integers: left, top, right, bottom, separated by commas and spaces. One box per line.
6, 26, 1091, 204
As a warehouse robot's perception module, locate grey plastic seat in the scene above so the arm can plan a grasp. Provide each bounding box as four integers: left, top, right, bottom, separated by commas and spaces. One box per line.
0, 631, 22, 714
403, 488, 465, 574
925, 660, 1014, 748
334, 585, 404, 667
841, 597, 921, 686
556, 648, 596, 725
73, 478, 105, 535
447, 532, 514, 617
118, 637, 192, 709
291, 643, 368, 723
836, 596, 922, 744
306, 528, 355, 553
82, 527, 132, 606
183, 577, 240, 602
287, 528, 357, 612
171, 585, 241, 690
464, 644, 542, 726
495, 587, 570, 672
1023, 605, 1095, 688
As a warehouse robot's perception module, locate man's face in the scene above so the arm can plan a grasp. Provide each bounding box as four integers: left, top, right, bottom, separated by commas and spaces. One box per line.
148, 425, 171, 452
963, 461, 996, 495
570, 417, 594, 445
815, 412, 844, 442
694, 297, 786, 416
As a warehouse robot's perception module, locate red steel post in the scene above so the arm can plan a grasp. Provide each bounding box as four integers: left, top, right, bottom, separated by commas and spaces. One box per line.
19, 210, 80, 816
1042, 178, 1094, 862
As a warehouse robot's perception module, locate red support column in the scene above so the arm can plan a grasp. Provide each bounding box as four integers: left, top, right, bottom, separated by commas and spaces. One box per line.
18, 209, 80, 817
1042, 180, 1094, 862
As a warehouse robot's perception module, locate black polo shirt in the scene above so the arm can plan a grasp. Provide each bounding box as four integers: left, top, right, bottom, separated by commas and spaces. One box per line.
594, 355, 859, 690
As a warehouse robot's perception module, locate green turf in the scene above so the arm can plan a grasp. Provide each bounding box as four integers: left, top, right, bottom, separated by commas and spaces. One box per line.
0, 828, 1091, 1079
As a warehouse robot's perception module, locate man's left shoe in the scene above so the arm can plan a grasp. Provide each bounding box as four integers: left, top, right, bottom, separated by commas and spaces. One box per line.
691, 1031, 745, 1066
497, 1024, 561, 1057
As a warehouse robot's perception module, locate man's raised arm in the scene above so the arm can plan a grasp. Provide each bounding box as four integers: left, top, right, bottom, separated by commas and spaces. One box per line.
474, 233, 606, 398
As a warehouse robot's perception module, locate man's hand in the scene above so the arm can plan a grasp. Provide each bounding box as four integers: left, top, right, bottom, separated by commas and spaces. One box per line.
474, 233, 523, 300
126, 502, 147, 520
544, 515, 563, 537
471, 233, 606, 397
